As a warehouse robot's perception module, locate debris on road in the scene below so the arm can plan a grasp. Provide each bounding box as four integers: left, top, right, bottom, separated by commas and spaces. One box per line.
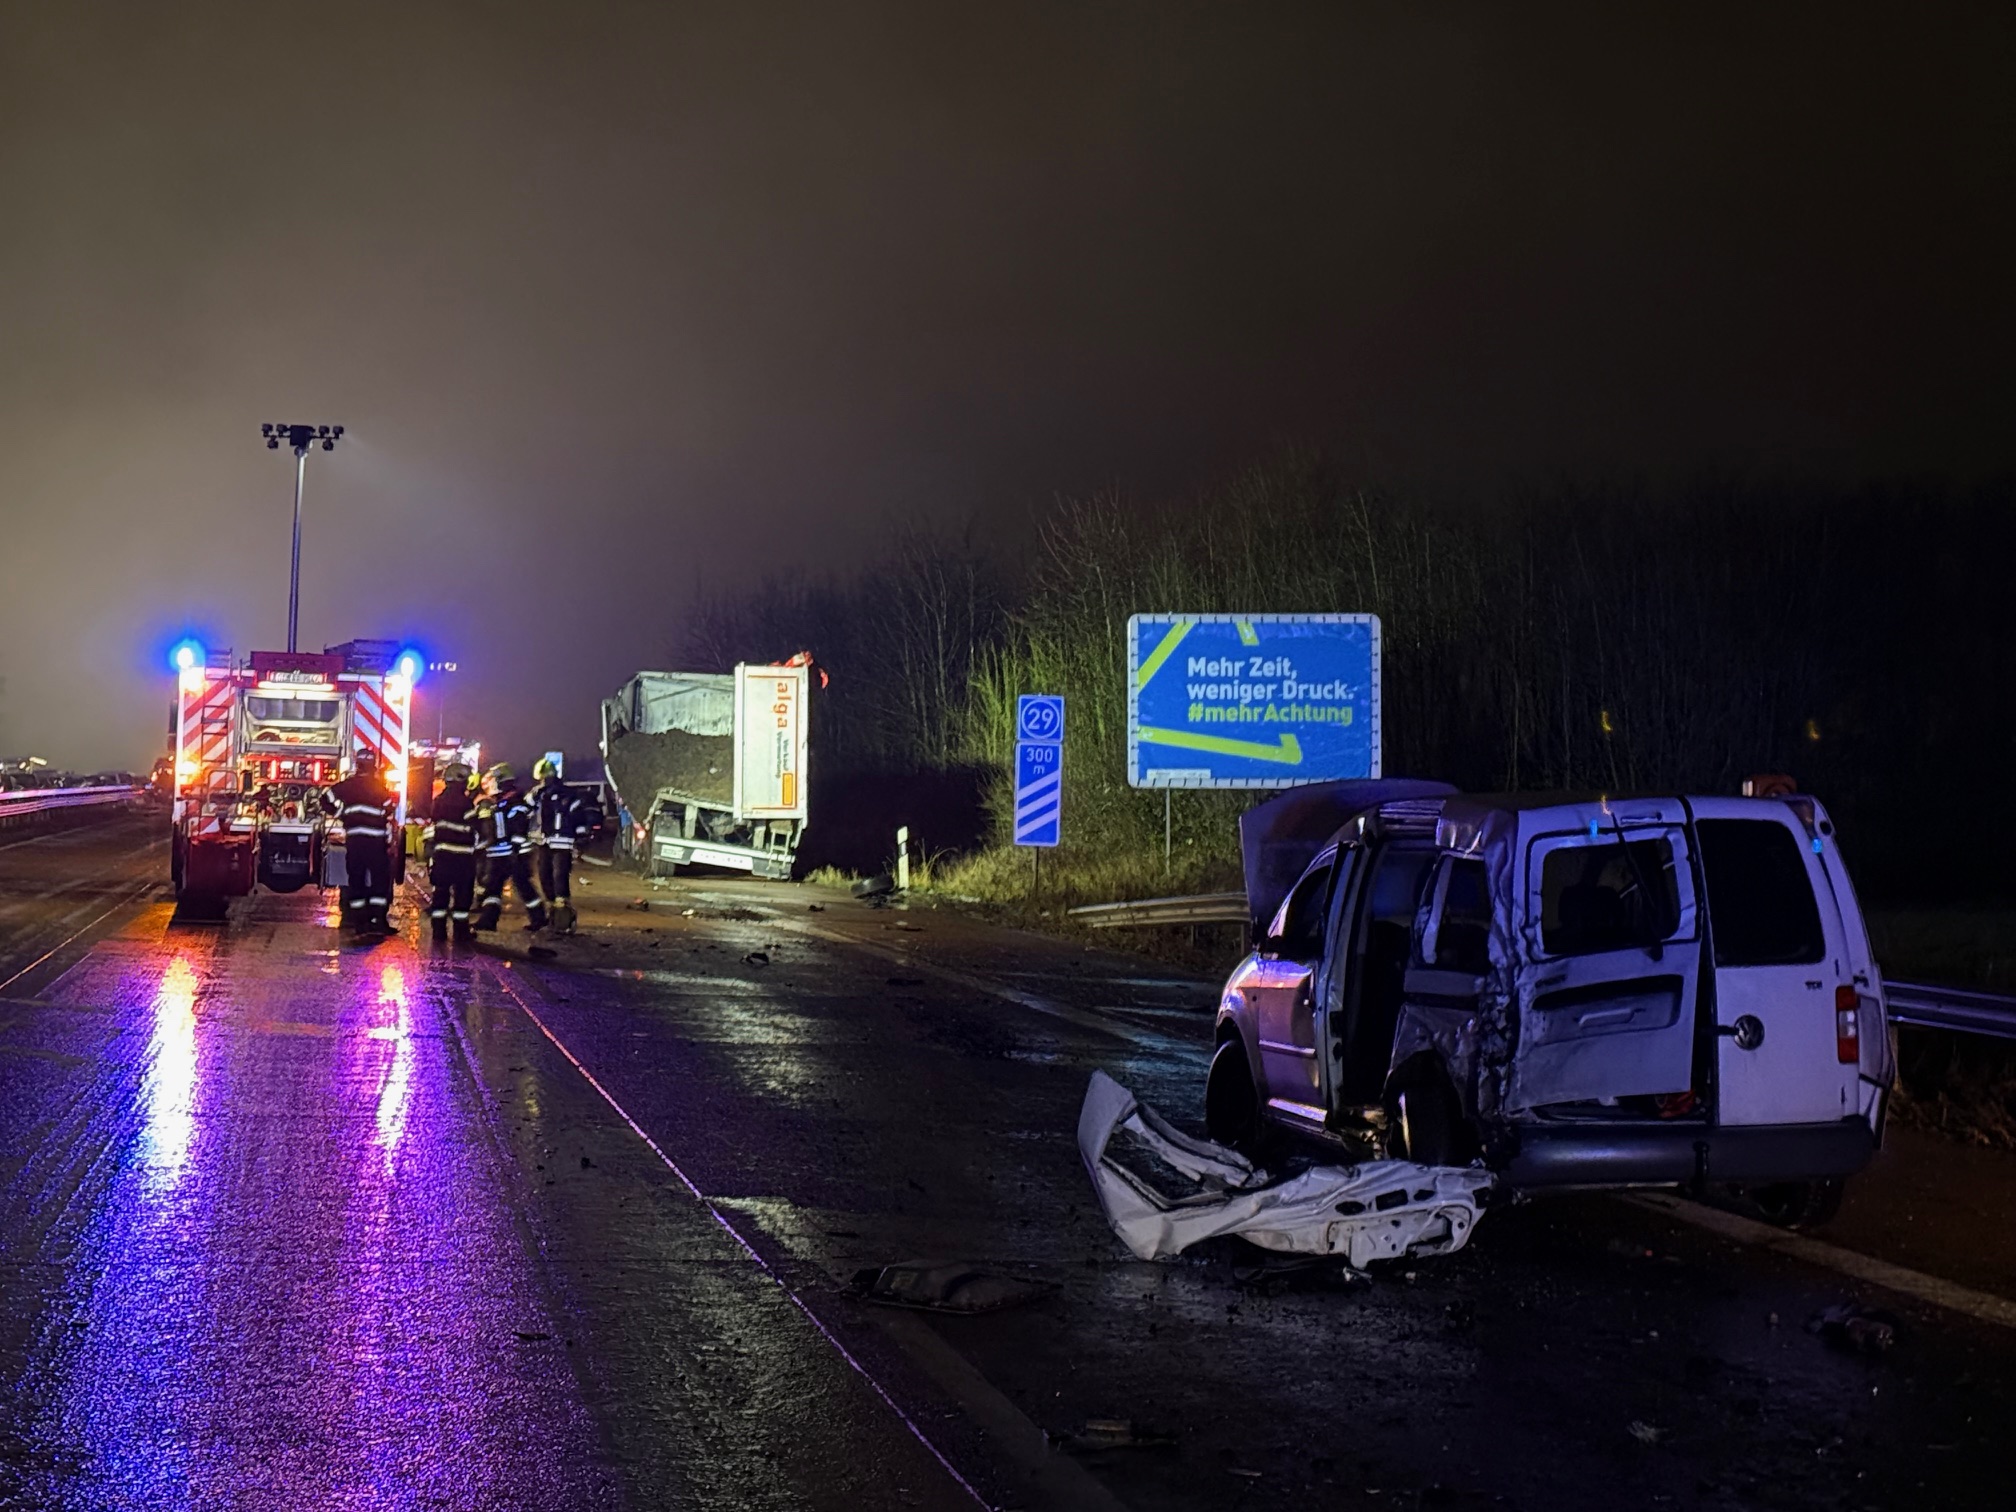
852, 874, 895, 899
626, 898, 650, 911
847, 1263, 1054, 1314
742, 950, 771, 967
1077, 1071, 1495, 1266
1808, 1301, 1898, 1355
1627, 1420, 1666, 1446
1048, 1418, 1177, 1454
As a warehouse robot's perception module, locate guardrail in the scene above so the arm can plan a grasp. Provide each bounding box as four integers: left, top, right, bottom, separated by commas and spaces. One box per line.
1885, 980, 2016, 1043
0, 785, 144, 827
1067, 891, 1248, 929
1068, 893, 2016, 1043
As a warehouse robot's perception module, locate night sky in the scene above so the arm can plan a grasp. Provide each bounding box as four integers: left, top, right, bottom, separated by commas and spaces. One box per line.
3, 2, 2011, 768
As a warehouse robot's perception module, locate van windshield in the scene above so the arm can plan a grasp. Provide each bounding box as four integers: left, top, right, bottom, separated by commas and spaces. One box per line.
1540, 836, 1679, 956
1695, 818, 1825, 966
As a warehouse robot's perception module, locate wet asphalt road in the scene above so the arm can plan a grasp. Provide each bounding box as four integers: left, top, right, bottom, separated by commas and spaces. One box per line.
1, 814, 2012, 1510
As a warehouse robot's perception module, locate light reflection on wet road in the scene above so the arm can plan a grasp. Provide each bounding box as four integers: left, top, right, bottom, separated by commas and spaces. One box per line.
3, 823, 2015, 1511
2, 905, 614, 1511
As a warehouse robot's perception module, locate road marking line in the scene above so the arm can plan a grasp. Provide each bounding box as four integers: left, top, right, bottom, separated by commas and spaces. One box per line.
481, 964, 996, 1511
1627, 1192, 2016, 1330
0, 876, 163, 998
783, 920, 1185, 1050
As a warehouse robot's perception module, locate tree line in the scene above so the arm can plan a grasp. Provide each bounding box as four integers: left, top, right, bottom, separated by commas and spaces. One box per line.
676, 455, 2013, 901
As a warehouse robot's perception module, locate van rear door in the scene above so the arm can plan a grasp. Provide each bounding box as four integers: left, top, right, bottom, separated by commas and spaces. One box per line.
1503, 817, 1701, 1112
1689, 801, 1858, 1127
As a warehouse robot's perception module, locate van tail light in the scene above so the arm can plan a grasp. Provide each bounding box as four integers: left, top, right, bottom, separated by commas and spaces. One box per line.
1835, 985, 1861, 1064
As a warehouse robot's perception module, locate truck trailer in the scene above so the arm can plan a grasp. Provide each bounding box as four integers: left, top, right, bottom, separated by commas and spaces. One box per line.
601, 663, 809, 880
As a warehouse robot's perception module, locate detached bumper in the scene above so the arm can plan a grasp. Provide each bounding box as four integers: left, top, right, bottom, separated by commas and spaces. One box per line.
1501, 1115, 1877, 1189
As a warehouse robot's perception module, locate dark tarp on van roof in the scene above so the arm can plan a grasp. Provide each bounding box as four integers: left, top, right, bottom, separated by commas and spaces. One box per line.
1238, 779, 1457, 933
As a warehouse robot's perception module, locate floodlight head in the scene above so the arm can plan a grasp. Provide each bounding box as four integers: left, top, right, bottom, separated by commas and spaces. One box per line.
317, 425, 329, 437
333, 425, 345, 438
322, 439, 334, 451
268, 438, 279, 449
261, 423, 273, 436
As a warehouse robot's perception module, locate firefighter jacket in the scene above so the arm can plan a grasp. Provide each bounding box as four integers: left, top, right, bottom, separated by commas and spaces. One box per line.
324, 772, 394, 841
425, 789, 480, 860
533, 777, 588, 851
481, 783, 535, 857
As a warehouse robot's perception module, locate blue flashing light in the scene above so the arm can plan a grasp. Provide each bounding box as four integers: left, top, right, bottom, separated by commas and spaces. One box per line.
169, 638, 203, 672
1587, 818, 1599, 839
1812, 836, 1825, 854
394, 648, 424, 684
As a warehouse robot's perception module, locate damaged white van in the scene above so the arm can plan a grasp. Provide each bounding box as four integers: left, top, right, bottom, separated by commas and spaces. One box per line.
1206, 780, 1894, 1224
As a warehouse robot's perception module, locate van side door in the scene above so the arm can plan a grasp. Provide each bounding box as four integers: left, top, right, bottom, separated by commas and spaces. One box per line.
1504, 824, 1702, 1113
1251, 847, 1341, 1117
1689, 801, 1858, 1127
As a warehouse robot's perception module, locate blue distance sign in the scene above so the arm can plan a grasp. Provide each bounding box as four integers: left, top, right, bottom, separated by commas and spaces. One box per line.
1014, 694, 1064, 846
1127, 614, 1380, 789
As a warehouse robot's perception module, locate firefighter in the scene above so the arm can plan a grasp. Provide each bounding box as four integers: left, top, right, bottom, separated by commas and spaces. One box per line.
474, 763, 547, 932
324, 748, 396, 934
424, 760, 480, 942
531, 757, 586, 934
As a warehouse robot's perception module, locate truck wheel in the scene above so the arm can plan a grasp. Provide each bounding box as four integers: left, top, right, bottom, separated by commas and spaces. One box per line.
1746, 1179, 1844, 1229
1385, 1065, 1477, 1166
1204, 1039, 1261, 1151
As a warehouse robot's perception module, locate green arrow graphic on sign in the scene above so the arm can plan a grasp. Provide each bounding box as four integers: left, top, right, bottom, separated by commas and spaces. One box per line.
1137, 728, 1304, 765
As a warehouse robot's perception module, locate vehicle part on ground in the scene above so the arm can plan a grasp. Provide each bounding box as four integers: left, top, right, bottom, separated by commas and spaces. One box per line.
846, 1264, 1054, 1314
1741, 1177, 1846, 1229
1079, 1070, 1494, 1266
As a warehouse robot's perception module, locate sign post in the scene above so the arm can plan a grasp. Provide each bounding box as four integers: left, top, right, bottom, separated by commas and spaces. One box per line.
1127, 614, 1380, 789
1013, 695, 1064, 854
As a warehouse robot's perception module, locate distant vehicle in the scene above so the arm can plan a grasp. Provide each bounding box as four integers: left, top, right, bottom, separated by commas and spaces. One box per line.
1208, 780, 1892, 1226
169, 641, 415, 907
601, 663, 810, 880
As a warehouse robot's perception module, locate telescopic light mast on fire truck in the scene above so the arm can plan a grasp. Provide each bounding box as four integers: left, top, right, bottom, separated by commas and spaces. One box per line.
261, 422, 345, 653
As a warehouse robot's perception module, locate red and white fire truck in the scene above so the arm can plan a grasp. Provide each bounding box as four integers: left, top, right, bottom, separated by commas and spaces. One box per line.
170, 639, 416, 904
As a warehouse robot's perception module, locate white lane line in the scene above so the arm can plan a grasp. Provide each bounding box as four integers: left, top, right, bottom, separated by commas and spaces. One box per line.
480, 963, 996, 1511
1627, 1193, 2016, 1330
0, 876, 162, 997
779, 920, 1189, 1051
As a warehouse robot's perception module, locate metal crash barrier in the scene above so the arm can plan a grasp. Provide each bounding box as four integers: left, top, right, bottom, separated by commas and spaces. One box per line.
1068, 893, 2016, 1043
0, 785, 144, 831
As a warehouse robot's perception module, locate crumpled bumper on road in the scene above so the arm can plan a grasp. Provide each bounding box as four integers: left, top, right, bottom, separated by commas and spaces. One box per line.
1078, 1071, 1497, 1267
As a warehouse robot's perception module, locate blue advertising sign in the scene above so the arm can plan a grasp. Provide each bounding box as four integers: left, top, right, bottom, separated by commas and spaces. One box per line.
1014, 694, 1064, 846
1127, 614, 1380, 789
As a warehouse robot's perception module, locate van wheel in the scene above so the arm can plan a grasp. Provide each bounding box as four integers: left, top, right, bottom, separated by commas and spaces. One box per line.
1746, 1178, 1844, 1229
1204, 1039, 1261, 1151
1385, 1068, 1477, 1167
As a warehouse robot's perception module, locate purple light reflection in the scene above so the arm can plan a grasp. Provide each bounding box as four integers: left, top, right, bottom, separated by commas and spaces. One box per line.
140, 956, 199, 1194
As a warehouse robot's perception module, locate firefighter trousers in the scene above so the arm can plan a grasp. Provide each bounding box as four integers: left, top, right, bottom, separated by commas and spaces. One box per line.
537, 844, 575, 933
429, 853, 476, 939
344, 836, 393, 931
477, 849, 547, 931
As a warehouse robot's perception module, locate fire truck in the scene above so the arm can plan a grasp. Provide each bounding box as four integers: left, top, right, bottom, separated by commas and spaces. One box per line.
169, 639, 417, 906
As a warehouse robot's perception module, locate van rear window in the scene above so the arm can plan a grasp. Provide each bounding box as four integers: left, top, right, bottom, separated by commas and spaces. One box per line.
1539, 837, 1680, 956
1695, 819, 1825, 966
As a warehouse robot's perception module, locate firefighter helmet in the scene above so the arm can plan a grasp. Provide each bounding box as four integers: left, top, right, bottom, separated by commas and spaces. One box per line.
533, 756, 559, 780
440, 760, 473, 791
485, 762, 515, 787
355, 747, 381, 773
